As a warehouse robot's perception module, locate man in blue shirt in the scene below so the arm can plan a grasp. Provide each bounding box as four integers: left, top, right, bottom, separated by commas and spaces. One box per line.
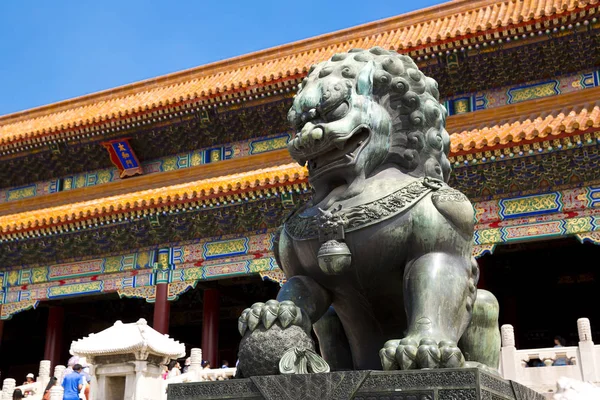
62, 363, 84, 400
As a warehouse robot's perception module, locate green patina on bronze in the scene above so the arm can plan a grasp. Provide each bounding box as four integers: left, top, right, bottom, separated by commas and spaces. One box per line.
236, 47, 501, 377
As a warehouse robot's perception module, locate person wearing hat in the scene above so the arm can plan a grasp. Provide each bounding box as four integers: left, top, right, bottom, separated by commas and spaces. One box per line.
23, 373, 34, 384
62, 364, 85, 400
22, 374, 36, 396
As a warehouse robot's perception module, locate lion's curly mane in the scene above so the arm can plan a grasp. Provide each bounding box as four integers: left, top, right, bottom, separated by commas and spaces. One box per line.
296, 47, 451, 182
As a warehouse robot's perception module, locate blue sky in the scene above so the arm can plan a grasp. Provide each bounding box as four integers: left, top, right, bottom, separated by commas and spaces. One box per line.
0, 0, 444, 116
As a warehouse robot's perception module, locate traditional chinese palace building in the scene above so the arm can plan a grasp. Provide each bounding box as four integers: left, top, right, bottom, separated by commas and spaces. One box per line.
1, 0, 600, 378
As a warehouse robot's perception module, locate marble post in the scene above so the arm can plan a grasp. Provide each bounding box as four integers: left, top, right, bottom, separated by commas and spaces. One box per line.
202, 289, 220, 367
500, 324, 518, 381
1, 378, 15, 400
576, 318, 599, 382
44, 306, 65, 370
38, 360, 51, 393
54, 365, 66, 382
189, 348, 202, 379
49, 385, 63, 400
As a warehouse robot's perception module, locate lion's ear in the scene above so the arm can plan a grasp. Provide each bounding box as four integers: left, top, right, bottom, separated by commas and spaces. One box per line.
357, 61, 375, 96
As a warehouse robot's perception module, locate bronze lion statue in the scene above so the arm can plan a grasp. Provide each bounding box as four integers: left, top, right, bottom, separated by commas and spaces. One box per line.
236, 47, 500, 377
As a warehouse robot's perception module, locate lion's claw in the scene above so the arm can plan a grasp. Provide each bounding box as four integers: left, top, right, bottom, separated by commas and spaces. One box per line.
380, 337, 464, 370
238, 300, 309, 336
439, 340, 464, 368
396, 338, 418, 370
261, 299, 279, 329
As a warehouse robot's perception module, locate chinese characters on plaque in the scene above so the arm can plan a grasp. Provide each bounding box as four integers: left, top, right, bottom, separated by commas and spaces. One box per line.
101, 139, 143, 178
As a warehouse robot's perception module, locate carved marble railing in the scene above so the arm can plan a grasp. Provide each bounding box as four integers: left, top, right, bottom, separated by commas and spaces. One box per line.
161, 348, 236, 400
500, 318, 600, 393
1, 361, 65, 400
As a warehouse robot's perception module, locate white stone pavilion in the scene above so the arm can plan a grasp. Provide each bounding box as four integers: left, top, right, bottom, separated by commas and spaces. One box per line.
70, 318, 185, 400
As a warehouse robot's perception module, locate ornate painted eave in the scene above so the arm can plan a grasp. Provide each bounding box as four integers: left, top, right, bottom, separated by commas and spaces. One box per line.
0, 0, 597, 150
449, 86, 600, 159
0, 148, 293, 216
3, 89, 600, 237
0, 162, 307, 236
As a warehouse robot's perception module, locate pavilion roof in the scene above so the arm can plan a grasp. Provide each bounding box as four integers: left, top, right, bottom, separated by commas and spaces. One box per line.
70, 318, 185, 358
0, 0, 597, 147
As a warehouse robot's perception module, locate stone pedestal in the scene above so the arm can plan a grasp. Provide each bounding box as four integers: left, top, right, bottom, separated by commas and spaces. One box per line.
167, 368, 544, 400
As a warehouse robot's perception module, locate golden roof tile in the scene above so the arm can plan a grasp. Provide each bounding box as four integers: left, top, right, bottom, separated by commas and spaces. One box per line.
1, 0, 597, 146
3, 87, 600, 234
447, 86, 600, 153
0, 163, 307, 234
450, 102, 600, 152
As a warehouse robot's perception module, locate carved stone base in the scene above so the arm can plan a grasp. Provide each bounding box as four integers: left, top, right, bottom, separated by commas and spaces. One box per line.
166, 368, 545, 400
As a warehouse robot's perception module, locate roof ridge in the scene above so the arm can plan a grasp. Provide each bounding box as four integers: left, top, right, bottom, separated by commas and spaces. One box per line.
0, 0, 525, 125
0, 0, 597, 145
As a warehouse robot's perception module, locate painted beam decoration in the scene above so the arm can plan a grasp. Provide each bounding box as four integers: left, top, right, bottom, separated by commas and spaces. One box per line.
2, 181, 600, 318
0, 231, 281, 319
101, 138, 143, 178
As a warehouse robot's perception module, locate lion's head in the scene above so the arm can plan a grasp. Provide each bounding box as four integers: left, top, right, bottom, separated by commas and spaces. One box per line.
287, 47, 450, 199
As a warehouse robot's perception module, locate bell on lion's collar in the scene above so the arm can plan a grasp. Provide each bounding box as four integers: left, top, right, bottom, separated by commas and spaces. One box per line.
317, 239, 352, 275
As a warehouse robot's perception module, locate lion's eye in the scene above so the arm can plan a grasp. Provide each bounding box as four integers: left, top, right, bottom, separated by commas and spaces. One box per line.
323, 101, 349, 122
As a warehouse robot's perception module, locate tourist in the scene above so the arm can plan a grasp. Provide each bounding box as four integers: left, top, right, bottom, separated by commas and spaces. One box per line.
61, 356, 80, 385
22, 373, 36, 396
62, 364, 85, 400
41, 377, 57, 400
80, 363, 91, 400
553, 336, 569, 366
12, 389, 24, 400
167, 360, 181, 378
202, 360, 211, 369
182, 357, 191, 374
22, 373, 35, 385
161, 365, 169, 380
221, 360, 229, 369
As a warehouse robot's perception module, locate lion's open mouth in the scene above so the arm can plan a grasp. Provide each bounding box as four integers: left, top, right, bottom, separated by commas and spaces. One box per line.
307, 127, 369, 176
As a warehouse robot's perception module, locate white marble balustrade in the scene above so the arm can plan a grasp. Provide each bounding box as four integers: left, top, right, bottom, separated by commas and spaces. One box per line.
500, 318, 600, 394
1, 360, 61, 400
160, 348, 236, 400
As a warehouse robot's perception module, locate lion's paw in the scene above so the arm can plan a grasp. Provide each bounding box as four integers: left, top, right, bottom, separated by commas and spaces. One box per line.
238, 299, 310, 336
380, 337, 464, 370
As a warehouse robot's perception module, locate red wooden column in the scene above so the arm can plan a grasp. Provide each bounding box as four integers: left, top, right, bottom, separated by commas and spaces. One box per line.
0, 318, 4, 352
153, 283, 170, 334
202, 289, 220, 367
476, 256, 488, 290
44, 306, 64, 369
153, 248, 171, 335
